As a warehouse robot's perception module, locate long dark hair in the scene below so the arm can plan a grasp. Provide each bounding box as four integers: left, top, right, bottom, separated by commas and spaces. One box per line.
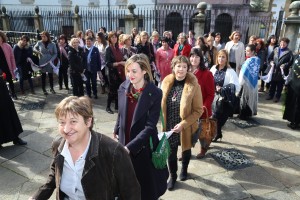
190, 48, 206, 71
266, 35, 278, 47
97, 32, 107, 47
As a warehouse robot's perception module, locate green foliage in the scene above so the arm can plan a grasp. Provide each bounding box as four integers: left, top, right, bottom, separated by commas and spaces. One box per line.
250, 0, 266, 11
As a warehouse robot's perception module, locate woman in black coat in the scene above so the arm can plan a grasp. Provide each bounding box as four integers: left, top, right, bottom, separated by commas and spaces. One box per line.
57, 34, 69, 90
266, 37, 294, 102
68, 38, 85, 97
113, 54, 168, 200
0, 69, 26, 147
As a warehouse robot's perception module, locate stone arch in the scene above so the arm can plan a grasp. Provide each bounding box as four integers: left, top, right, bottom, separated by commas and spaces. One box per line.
165, 12, 183, 40
214, 13, 232, 43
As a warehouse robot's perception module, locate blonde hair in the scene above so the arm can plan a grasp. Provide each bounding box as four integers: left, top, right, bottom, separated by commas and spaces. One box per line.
118, 34, 125, 45
125, 54, 153, 82
69, 38, 80, 48
55, 96, 94, 131
229, 31, 242, 41
171, 55, 191, 71
216, 49, 230, 67
123, 34, 132, 42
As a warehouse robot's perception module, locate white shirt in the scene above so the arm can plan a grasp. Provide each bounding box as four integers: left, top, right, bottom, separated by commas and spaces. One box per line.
60, 133, 92, 200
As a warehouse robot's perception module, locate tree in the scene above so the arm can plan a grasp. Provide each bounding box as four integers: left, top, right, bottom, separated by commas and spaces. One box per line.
250, 0, 266, 11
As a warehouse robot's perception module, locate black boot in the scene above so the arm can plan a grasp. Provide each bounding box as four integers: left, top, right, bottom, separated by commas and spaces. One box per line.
179, 150, 191, 181
167, 160, 178, 191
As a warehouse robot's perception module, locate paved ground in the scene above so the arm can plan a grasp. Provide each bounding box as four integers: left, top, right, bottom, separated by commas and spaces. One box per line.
0, 84, 300, 200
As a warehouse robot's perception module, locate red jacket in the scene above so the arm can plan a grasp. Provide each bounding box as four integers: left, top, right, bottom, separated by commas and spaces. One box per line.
193, 69, 215, 119
173, 43, 192, 57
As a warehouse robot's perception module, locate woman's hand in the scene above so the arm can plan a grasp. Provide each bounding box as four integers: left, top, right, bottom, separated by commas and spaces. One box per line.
172, 123, 183, 133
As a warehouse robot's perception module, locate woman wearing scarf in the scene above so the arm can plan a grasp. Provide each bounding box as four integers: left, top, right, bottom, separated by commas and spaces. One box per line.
57, 34, 69, 90
105, 31, 126, 114
266, 37, 294, 102
283, 53, 300, 129
238, 44, 260, 120
173, 32, 192, 57
33, 31, 57, 95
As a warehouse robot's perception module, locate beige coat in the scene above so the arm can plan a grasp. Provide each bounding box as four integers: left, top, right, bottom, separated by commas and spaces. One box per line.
161, 72, 203, 152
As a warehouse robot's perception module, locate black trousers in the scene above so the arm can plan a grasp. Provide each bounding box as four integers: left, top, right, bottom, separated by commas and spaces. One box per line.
58, 65, 69, 88
269, 80, 285, 99
71, 73, 84, 97
85, 71, 97, 96
41, 73, 54, 90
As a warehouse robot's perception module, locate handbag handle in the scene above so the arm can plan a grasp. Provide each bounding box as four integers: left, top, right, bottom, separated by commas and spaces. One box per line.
202, 106, 209, 123
149, 136, 154, 151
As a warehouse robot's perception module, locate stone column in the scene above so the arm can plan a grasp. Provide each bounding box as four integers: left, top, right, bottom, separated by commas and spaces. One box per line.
33, 6, 44, 32
193, 2, 207, 38
283, 1, 300, 53
0, 6, 11, 31
124, 4, 138, 35
72, 5, 82, 35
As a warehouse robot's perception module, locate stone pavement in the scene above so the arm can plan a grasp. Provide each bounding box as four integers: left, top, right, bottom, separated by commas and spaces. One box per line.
0, 84, 300, 200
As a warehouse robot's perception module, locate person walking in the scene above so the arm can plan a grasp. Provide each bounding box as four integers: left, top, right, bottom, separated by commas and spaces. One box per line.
13, 35, 35, 95
161, 56, 203, 190
33, 31, 57, 95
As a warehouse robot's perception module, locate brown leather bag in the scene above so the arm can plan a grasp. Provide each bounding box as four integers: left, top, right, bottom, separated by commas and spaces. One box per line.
199, 106, 217, 143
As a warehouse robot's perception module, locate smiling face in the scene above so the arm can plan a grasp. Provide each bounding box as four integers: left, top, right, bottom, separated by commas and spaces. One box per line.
233, 33, 240, 42
174, 62, 188, 80
280, 41, 288, 49
245, 46, 255, 57
86, 39, 92, 48
126, 62, 146, 88
190, 54, 200, 67
58, 112, 92, 146
217, 52, 228, 67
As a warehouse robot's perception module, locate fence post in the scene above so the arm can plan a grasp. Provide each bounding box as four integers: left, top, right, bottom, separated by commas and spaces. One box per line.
73, 5, 82, 35
193, 2, 207, 38
0, 6, 11, 31
283, 1, 300, 53
124, 4, 138, 35
33, 6, 44, 32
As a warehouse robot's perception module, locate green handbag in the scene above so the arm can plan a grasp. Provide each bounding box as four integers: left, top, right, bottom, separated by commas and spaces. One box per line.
150, 133, 171, 169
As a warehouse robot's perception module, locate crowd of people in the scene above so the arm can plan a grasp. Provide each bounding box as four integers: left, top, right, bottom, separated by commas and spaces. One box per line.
0, 26, 299, 199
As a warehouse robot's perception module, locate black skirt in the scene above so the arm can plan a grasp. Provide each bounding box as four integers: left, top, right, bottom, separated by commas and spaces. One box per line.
0, 78, 23, 144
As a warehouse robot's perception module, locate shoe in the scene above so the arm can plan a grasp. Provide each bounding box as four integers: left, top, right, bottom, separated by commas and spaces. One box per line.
258, 87, 264, 92
94, 95, 98, 99
287, 123, 298, 130
196, 148, 207, 159
266, 96, 273, 100
167, 175, 177, 191
65, 87, 69, 90
59, 86, 63, 90
273, 98, 279, 103
212, 134, 223, 142
12, 94, 18, 100
50, 88, 56, 94
106, 107, 114, 114
43, 90, 48, 95
13, 137, 27, 145
31, 88, 35, 94
179, 167, 188, 181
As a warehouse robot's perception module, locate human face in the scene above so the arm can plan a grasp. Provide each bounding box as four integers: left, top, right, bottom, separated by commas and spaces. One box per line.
72, 40, 79, 49
178, 36, 185, 44
217, 53, 227, 67
124, 38, 131, 46
256, 42, 261, 50
280, 41, 288, 49
58, 112, 92, 146
110, 35, 117, 45
126, 62, 146, 88
141, 36, 148, 44
162, 41, 169, 49
41, 34, 48, 42
233, 33, 240, 42
271, 37, 276, 45
132, 28, 138, 35
190, 54, 200, 67
245, 47, 254, 57
215, 35, 221, 43
86, 39, 92, 48
249, 37, 256, 45
174, 62, 188, 80
20, 39, 28, 47
188, 31, 194, 39
59, 38, 65, 45
153, 35, 159, 43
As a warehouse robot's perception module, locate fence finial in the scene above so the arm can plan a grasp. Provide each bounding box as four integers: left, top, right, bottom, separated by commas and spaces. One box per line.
127, 4, 136, 16
196, 2, 207, 17
2, 6, 7, 15
75, 5, 79, 15
34, 6, 39, 15
288, 1, 300, 18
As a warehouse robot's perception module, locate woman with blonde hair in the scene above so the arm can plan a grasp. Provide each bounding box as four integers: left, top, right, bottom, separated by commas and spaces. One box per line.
161, 55, 203, 190
150, 31, 161, 55
224, 31, 245, 75
135, 31, 155, 64
114, 53, 168, 199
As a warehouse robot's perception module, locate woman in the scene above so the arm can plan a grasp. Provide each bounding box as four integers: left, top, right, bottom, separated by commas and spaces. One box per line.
85, 29, 96, 40
68, 38, 85, 97
76, 31, 85, 48
255, 38, 267, 92
0, 31, 17, 100
33, 31, 57, 95
210, 50, 240, 142
57, 34, 69, 90
283, 53, 300, 129
121, 34, 137, 61
266, 37, 294, 102
206, 36, 218, 69
135, 31, 155, 64
105, 31, 126, 114
156, 37, 174, 81
173, 32, 192, 57
238, 44, 260, 120
151, 31, 161, 56
161, 56, 203, 190
224, 31, 245, 75
0, 69, 27, 147
94, 31, 109, 94
131, 27, 139, 46
29, 96, 140, 199
264, 35, 278, 91
13, 35, 35, 95
113, 54, 167, 200
187, 30, 196, 47
83, 36, 101, 99
189, 48, 215, 158
213, 32, 225, 51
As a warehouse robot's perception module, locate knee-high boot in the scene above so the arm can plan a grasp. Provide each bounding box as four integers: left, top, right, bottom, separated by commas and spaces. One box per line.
180, 149, 191, 181
167, 160, 178, 191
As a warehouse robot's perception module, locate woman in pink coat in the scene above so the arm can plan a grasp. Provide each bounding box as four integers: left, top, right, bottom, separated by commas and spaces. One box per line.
156, 37, 174, 81
0, 31, 17, 99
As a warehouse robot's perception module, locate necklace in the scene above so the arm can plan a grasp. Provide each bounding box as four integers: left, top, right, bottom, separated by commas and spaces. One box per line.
126, 84, 145, 102
172, 90, 178, 102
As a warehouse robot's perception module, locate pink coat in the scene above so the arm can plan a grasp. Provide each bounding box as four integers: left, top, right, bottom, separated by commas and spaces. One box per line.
155, 47, 174, 81
1, 43, 16, 79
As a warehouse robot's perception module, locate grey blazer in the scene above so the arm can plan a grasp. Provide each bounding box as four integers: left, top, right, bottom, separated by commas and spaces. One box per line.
33, 41, 57, 73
